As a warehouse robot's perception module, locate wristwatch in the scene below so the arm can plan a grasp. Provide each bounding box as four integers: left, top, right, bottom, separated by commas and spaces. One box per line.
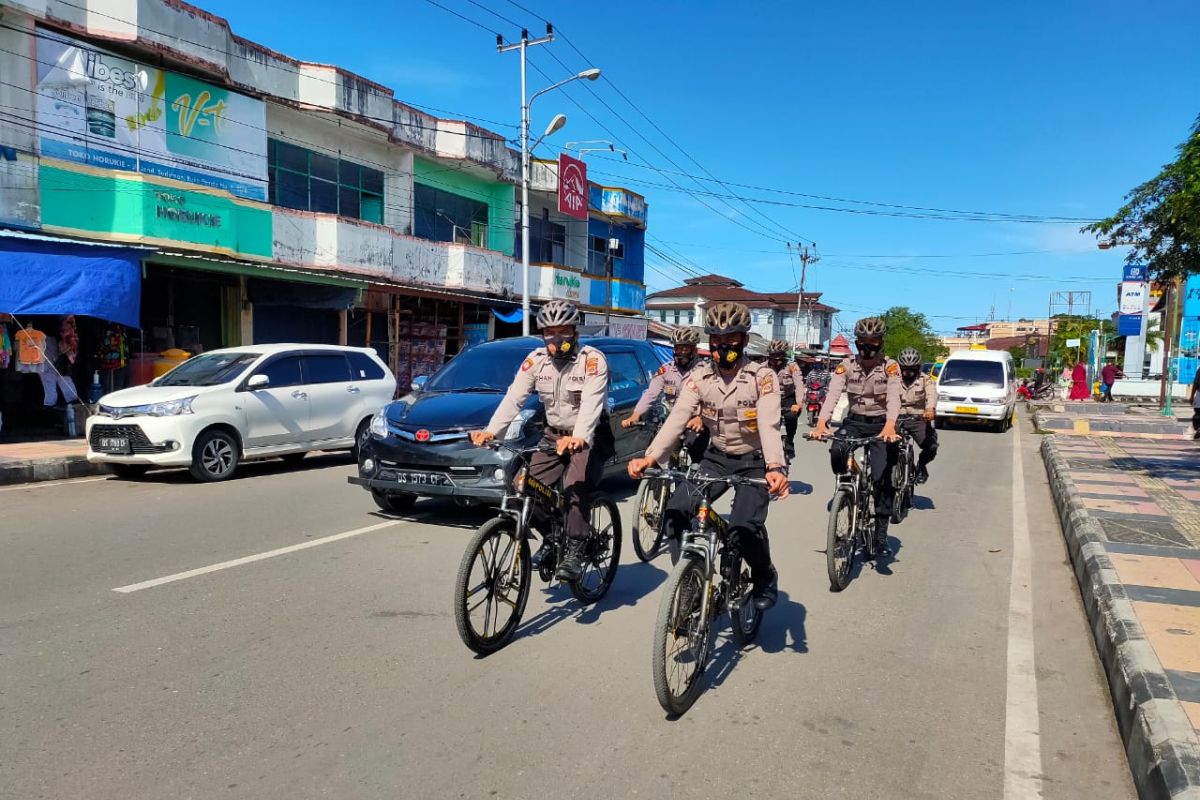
766, 465, 786, 475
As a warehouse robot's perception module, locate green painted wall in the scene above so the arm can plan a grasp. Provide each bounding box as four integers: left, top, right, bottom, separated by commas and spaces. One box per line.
39, 163, 273, 258
413, 158, 515, 255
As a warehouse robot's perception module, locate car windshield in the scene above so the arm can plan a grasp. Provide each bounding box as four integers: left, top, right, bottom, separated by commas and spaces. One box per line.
155, 352, 259, 387
939, 360, 1005, 387
424, 346, 527, 392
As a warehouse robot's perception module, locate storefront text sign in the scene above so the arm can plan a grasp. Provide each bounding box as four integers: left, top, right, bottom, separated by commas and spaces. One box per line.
558, 154, 588, 221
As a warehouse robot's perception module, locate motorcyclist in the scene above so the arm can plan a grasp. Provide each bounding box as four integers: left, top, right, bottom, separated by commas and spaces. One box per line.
767, 339, 803, 458
895, 347, 938, 484
623, 326, 709, 462
469, 299, 613, 581
810, 317, 901, 556
628, 301, 790, 610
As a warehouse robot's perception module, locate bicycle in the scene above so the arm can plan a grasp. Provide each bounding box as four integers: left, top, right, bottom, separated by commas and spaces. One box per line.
815, 434, 884, 592
644, 467, 769, 716
453, 440, 622, 656
630, 422, 694, 562
890, 422, 918, 525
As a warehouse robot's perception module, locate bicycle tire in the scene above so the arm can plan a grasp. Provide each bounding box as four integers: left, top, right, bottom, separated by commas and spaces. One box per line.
891, 448, 911, 524
826, 486, 856, 591
453, 516, 531, 656
570, 495, 623, 604
631, 479, 665, 562
652, 556, 712, 716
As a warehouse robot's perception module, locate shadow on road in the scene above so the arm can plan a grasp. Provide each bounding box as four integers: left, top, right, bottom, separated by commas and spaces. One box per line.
910, 494, 936, 511
115, 452, 355, 485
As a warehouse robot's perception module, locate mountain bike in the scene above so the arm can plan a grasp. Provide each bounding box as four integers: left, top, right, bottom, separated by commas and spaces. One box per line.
890, 422, 917, 524
630, 424, 694, 562
644, 467, 769, 716
819, 435, 882, 592
453, 441, 622, 656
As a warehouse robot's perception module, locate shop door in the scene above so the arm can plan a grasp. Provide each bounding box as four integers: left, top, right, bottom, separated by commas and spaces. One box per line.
241, 355, 312, 449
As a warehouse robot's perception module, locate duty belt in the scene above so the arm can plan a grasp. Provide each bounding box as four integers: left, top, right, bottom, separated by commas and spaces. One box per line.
846, 412, 886, 423
705, 447, 764, 461
546, 426, 573, 437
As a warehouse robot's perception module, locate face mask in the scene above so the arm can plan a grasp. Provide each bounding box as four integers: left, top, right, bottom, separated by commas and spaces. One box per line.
857, 342, 882, 360
901, 370, 919, 382
545, 335, 577, 360
712, 342, 744, 367
768, 358, 786, 370
674, 353, 695, 370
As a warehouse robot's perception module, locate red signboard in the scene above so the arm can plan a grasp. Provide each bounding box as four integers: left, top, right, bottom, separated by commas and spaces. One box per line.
557, 153, 589, 220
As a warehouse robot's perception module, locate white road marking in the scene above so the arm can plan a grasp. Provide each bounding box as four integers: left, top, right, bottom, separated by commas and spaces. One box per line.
113, 519, 404, 593
1004, 420, 1045, 798
0, 476, 107, 494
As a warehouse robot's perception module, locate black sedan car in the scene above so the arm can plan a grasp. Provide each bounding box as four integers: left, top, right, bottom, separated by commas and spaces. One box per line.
349, 336, 669, 512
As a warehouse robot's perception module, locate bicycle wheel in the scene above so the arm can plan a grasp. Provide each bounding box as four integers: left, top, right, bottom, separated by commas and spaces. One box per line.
454, 517, 531, 655
652, 556, 712, 716
826, 486, 856, 592
631, 479, 666, 562
891, 451, 910, 524
570, 495, 623, 604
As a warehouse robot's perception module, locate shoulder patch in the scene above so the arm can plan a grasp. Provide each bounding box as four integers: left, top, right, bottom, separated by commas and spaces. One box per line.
886, 362, 900, 376
758, 372, 776, 394
835, 364, 846, 375
585, 355, 600, 376
520, 357, 535, 372
685, 378, 699, 393
656, 364, 667, 376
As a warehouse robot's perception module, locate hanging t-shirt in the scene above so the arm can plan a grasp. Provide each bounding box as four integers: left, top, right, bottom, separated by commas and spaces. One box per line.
97, 325, 127, 370
0, 325, 11, 369
59, 316, 79, 365
15, 327, 46, 366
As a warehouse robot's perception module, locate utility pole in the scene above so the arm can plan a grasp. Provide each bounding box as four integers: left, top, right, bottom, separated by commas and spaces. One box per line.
793, 244, 819, 350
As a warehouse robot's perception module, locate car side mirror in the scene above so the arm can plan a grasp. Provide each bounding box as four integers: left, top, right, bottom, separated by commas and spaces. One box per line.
411, 375, 428, 393
247, 374, 270, 390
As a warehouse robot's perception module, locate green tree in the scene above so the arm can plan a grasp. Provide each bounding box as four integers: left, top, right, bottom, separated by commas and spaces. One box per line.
1049, 315, 1114, 368
879, 307, 941, 361
1007, 345, 1026, 365
1083, 114, 1200, 281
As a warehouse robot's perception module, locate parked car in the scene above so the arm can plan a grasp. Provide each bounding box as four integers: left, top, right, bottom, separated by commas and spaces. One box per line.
350, 336, 669, 512
86, 344, 395, 481
934, 349, 1017, 432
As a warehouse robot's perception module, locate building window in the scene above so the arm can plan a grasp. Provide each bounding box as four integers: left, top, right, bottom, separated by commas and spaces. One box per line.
268, 139, 384, 223
659, 310, 667, 322
588, 236, 625, 276
687, 310, 694, 324
527, 214, 566, 264
414, 183, 489, 246
673, 310, 681, 325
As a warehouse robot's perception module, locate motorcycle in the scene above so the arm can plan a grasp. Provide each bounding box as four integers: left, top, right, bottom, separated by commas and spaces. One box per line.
804, 379, 826, 427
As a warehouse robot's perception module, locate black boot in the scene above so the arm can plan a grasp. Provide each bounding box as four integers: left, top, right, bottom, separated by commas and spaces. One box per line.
751, 567, 779, 611
555, 537, 586, 581
915, 464, 929, 484
872, 519, 891, 557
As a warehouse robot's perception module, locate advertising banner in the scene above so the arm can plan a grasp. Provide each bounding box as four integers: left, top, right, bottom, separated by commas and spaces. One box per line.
1122, 264, 1147, 282
1117, 314, 1142, 336
35, 30, 267, 200
1119, 281, 1146, 315
557, 153, 588, 220
584, 313, 647, 339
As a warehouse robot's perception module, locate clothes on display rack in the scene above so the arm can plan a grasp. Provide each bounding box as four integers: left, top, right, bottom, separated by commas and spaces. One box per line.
38, 336, 79, 407
15, 325, 46, 374
97, 325, 128, 370
59, 315, 79, 365
0, 324, 11, 369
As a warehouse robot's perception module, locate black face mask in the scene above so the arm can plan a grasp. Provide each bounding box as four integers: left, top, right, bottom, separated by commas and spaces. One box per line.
674, 354, 695, 370
545, 335, 578, 361
768, 358, 786, 370
857, 342, 882, 360
712, 342, 745, 367
901, 369, 919, 383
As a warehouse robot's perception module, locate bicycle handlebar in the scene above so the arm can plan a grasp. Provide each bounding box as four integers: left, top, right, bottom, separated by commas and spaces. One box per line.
642, 467, 768, 488
481, 439, 559, 455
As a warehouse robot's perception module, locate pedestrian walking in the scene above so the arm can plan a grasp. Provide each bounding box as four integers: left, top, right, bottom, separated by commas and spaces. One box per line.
1100, 359, 1123, 402
1189, 369, 1200, 440
1069, 361, 1091, 402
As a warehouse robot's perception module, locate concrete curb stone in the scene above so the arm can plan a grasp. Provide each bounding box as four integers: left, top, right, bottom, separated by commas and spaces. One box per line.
0, 456, 105, 486
1041, 436, 1200, 800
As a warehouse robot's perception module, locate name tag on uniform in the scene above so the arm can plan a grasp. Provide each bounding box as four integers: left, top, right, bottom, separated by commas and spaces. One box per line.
737, 407, 758, 432
664, 385, 676, 396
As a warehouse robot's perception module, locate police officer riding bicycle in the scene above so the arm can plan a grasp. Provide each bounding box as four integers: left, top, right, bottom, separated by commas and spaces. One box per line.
628, 301, 790, 610
623, 326, 709, 463
767, 339, 803, 459
469, 299, 613, 582
896, 347, 938, 484
811, 316, 902, 556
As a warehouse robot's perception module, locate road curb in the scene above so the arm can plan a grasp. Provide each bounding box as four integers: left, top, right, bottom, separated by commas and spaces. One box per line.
1040, 437, 1200, 800
0, 456, 106, 486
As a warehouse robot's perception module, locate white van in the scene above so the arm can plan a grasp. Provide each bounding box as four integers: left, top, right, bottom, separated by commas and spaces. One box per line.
935, 349, 1017, 432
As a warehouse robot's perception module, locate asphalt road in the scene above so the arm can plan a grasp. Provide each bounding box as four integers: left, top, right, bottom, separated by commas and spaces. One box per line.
1, 413, 1136, 800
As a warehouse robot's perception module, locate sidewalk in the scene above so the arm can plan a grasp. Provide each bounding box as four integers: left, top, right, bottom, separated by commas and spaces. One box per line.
0, 439, 103, 486
1033, 400, 1194, 439
1042, 434, 1200, 799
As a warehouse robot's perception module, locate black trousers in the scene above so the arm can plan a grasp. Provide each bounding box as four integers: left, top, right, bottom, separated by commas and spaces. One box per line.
897, 416, 938, 467
682, 426, 711, 464
527, 428, 610, 540
830, 415, 898, 524
663, 449, 773, 584
782, 395, 799, 450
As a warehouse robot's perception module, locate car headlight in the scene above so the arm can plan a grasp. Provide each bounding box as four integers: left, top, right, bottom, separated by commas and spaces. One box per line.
134, 396, 196, 417
504, 408, 537, 441
369, 413, 388, 439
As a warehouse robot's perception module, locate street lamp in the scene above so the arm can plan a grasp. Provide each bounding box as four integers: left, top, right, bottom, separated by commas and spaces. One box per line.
499, 27, 601, 334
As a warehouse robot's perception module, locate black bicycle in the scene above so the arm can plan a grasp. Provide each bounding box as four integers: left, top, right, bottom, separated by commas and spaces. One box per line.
890, 422, 918, 525
644, 467, 769, 716
630, 425, 694, 562
453, 441, 622, 655
816, 434, 884, 591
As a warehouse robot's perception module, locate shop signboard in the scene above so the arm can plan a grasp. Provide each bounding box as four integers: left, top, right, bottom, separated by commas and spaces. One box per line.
1119, 281, 1146, 315
34, 31, 267, 200
584, 313, 647, 340
1117, 314, 1142, 337
1122, 264, 1147, 282
1183, 274, 1200, 319
557, 153, 589, 221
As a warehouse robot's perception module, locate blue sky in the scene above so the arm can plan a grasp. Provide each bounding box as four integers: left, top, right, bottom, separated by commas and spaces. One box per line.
200, 0, 1200, 333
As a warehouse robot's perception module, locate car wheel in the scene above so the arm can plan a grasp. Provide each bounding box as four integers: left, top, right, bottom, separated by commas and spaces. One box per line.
189, 429, 240, 482
107, 464, 149, 480
372, 490, 416, 514
351, 418, 371, 462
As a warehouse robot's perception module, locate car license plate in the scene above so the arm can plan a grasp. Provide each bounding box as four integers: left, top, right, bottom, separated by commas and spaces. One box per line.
394, 471, 450, 486
955, 405, 979, 415
97, 436, 131, 454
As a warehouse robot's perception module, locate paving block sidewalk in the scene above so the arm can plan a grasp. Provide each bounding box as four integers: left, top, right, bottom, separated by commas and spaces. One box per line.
0, 439, 103, 486
1042, 435, 1200, 799
1033, 401, 1194, 439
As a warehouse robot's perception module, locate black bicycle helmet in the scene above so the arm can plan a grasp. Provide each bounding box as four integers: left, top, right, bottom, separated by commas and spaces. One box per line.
897, 348, 922, 368
670, 327, 701, 345
536, 299, 581, 328
703, 302, 752, 334
854, 316, 887, 338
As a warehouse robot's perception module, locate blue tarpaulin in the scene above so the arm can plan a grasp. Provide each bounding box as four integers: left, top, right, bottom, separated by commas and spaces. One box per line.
0, 234, 145, 327
492, 307, 524, 324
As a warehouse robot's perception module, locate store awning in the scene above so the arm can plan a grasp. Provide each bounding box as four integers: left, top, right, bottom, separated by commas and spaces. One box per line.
0, 231, 147, 327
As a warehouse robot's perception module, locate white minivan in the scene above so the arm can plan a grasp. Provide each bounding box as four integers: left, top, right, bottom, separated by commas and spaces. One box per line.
934, 349, 1017, 432
86, 344, 395, 481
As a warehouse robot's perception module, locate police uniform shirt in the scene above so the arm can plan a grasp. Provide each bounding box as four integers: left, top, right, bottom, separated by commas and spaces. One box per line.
486, 345, 609, 444
818, 356, 901, 421
646, 358, 786, 467
899, 375, 937, 416
775, 361, 803, 400
633, 360, 695, 416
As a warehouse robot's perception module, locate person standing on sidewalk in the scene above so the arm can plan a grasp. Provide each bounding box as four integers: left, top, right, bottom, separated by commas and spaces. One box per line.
1100, 359, 1123, 402
1189, 368, 1200, 440
1070, 360, 1091, 401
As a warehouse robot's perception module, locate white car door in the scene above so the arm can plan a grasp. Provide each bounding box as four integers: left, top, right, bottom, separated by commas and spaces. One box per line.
240, 355, 312, 448
301, 353, 359, 443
